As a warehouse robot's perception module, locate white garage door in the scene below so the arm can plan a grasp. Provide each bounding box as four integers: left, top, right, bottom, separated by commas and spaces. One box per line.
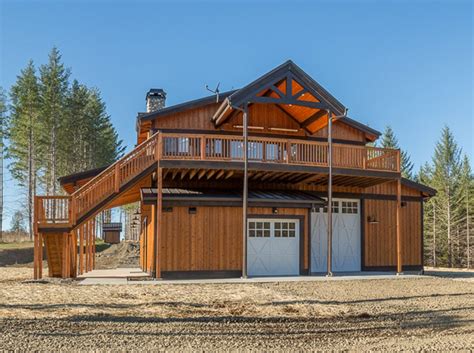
248, 219, 300, 276
311, 199, 361, 273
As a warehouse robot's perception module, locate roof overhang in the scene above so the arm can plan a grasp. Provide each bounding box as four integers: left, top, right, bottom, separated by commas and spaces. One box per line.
401, 178, 436, 197
141, 188, 326, 207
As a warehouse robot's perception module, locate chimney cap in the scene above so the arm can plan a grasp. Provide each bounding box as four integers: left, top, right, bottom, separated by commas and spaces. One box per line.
146, 88, 166, 99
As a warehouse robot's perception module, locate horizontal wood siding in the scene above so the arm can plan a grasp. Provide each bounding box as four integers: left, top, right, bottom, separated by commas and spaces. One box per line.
364, 199, 421, 267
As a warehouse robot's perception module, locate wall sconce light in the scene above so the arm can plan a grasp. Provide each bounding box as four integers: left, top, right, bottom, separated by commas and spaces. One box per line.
367, 216, 379, 224
401, 201, 407, 208
272, 207, 278, 214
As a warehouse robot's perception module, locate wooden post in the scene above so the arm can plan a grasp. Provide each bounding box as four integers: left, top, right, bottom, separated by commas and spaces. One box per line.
242, 104, 249, 278
115, 163, 121, 192
79, 225, 84, 274
92, 218, 96, 269
72, 230, 77, 278
327, 110, 333, 277
38, 232, 43, 279
200, 135, 206, 160
155, 168, 163, 279
62, 232, 68, 278
396, 178, 402, 274
33, 232, 38, 280
86, 222, 90, 272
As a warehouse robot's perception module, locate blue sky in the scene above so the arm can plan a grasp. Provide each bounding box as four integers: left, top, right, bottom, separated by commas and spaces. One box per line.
0, 0, 472, 229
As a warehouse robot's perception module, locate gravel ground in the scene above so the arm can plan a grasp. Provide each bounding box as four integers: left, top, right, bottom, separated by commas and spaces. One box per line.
0, 267, 473, 351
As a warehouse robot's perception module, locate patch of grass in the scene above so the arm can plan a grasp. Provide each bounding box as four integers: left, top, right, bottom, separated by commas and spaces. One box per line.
0, 242, 34, 250
95, 242, 112, 253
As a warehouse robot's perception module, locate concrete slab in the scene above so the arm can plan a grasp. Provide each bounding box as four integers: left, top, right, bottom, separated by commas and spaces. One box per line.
80, 277, 128, 285
131, 273, 422, 285
77, 268, 149, 279
77, 269, 423, 285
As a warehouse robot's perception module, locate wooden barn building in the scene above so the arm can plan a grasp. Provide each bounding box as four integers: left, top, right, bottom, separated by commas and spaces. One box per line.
33, 60, 435, 279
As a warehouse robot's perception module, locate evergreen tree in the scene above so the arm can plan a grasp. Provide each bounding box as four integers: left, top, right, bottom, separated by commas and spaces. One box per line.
457, 155, 473, 268
7, 61, 42, 239
0, 87, 7, 237
430, 126, 462, 267
86, 88, 124, 168
39, 47, 70, 194
380, 126, 414, 179
63, 80, 91, 173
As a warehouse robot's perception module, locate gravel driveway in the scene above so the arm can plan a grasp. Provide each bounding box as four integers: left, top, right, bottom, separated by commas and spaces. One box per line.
0, 267, 473, 351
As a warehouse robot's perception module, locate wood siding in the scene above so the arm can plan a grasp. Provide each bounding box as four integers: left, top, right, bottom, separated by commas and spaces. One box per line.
364, 199, 422, 268
151, 103, 367, 143
158, 206, 309, 273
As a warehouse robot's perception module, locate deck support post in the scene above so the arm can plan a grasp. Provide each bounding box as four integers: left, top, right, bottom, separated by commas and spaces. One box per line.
396, 178, 403, 274
33, 232, 38, 280
242, 104, 249, 279
38, 232, 43, 279
92, 218, 96, 270
79, 224, 84, 274
327, 110, 333, 277
155, 133, 163, 279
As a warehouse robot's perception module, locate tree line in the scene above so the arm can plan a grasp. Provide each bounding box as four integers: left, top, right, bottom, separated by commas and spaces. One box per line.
1, 48, 125, 238
379, 125, 473, 269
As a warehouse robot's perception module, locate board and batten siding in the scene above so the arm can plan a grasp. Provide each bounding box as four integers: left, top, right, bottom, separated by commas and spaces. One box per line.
158, 206, 309, 273
364, 199, 422, 268
151, 103, 367, 142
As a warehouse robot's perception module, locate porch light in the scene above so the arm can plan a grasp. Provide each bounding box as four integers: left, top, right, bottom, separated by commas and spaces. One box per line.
367, 216, 379, 224
272, 207, 278, 214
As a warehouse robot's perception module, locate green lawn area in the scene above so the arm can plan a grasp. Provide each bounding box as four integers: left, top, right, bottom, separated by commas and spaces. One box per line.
0, 242, 34, 250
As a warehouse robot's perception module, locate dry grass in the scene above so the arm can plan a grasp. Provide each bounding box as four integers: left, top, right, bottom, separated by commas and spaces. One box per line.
0, 267, 473, 351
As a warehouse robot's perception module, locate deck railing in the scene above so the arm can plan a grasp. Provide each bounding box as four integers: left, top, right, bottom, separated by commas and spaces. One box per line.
160, 133, 400, 172
35, 132, 400, 229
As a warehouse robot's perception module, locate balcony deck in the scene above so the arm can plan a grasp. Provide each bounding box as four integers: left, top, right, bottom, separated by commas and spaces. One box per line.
35, 132, 400, 230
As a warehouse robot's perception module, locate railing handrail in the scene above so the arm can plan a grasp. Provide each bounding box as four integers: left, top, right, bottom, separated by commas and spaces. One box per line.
159, 132, 401, 154
36, 131, 400, 229
71, 131, 160, 198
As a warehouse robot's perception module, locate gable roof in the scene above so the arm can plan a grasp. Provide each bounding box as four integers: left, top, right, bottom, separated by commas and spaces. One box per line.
136, 60, 381, 139
220, 60, 346, 116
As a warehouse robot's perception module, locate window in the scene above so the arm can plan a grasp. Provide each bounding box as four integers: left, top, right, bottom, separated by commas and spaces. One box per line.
341, 201, 358, 214
266, 143, 281, 161
274, 221, 296, 238
178, 137, 189, 153
323, 201, 339, 213
248, 221, 271, 237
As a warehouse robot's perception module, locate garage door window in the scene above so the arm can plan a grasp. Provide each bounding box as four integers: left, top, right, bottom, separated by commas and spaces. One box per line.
341, 201, 358, 214
249, 221, 271, 237
323, 201, 339, 213
274, 221, 296, 237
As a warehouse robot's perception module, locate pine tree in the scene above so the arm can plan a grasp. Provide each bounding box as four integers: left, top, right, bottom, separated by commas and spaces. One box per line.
0, 87, 7, 237
431, 126, 462, 267
457, 155, 473, 268
380, 126, 414, 179
7, 61, 42, 239
63, 80, 91, 174
39, 47, 70, 194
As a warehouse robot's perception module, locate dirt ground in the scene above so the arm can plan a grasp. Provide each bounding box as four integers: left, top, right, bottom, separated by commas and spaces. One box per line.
0, 267, 473, 351
94, 241, 140, 269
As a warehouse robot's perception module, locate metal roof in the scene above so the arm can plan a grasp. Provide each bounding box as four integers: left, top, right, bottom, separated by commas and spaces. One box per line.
141, 188, 326, 205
